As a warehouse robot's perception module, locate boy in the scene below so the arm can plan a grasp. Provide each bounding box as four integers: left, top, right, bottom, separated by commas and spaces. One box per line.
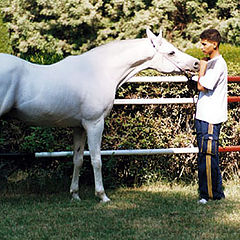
195, 29, 227, 204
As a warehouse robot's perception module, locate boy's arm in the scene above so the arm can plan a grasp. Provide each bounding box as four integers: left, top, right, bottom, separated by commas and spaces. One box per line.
197, 58, 208, 92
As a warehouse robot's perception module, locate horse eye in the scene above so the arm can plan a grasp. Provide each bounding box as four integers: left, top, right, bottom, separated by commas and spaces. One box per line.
169, 51, 175, 56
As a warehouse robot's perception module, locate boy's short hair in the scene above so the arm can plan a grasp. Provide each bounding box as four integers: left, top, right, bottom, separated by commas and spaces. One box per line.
200, 29, 221, 46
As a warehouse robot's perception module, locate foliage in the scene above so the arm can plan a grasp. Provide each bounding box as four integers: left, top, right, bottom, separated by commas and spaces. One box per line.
0, 11, 12, 53
0, 180, 240, 240
0, 0, 239, 57
179, 0, 240, 45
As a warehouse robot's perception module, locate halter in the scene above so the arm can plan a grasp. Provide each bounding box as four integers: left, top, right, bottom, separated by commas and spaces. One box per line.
160, 50, 188, 76
158, 50, 197, 96
158, 50, 196, 89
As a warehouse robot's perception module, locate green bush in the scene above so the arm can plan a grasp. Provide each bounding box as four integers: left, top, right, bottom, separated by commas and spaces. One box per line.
0, 12, 12, 53
1, 0, 239, 56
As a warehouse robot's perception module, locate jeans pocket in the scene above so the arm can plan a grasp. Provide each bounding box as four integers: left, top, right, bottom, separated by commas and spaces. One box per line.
200, 134, 218, 155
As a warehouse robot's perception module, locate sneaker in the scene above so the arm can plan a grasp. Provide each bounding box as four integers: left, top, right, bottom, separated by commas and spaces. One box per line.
198, 198, 208, 204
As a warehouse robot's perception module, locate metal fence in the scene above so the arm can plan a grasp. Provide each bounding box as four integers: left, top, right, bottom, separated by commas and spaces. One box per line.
33, 75, 240, 158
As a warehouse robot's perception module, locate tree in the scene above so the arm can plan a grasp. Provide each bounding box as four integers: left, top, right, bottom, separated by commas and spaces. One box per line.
1, 0, 239, 57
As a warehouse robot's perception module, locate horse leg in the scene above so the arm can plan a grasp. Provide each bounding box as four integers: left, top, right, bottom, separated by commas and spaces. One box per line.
83, 118, 110, 203
70, 127, 86, 200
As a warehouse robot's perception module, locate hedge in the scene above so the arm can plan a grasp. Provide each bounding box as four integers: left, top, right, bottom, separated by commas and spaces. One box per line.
1, 0, 239, 56
0, 12, 11, 53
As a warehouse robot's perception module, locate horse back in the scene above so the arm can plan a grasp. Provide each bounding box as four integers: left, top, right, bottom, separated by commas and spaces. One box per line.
0, 53, 115, 127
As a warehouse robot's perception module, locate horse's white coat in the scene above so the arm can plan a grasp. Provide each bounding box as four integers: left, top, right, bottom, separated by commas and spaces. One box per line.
0, 29, 199, 202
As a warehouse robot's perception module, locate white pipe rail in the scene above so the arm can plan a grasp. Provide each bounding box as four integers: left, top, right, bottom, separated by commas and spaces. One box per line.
114, 97, 198, 105
4, 75, 238, 158
33, 76, 200, 158
128, 75, 188, 83
115, 75, 198, 105
35, 147, 199, 158
128, 75, 198, 83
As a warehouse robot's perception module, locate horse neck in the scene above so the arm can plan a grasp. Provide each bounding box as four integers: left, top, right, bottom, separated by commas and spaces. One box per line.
116, 39, 155, 86
90, 38, 155, 88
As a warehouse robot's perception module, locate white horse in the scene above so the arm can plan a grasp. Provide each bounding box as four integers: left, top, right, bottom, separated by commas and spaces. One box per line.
0, 29, 199, 202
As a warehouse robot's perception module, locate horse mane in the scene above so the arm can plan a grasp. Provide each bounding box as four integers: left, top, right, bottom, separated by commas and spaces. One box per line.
85, 38, 146, 57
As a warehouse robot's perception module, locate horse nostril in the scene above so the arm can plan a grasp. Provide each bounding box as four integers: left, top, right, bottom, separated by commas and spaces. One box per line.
194, 61, 199, 69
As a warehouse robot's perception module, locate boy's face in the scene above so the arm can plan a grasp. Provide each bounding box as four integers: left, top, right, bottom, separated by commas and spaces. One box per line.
200, 39, 218, 55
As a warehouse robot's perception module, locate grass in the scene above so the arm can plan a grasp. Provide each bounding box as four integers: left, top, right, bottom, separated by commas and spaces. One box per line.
0, 179, 239, 240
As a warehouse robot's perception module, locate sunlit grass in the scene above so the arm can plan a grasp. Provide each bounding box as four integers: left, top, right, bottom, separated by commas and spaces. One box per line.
185, 44, 240, 75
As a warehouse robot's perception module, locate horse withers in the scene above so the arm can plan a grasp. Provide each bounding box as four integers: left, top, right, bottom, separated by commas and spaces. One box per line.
0, 28, 199, 202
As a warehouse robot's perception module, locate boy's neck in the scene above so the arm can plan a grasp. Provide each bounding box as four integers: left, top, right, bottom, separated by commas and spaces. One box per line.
209, 49, 220, 59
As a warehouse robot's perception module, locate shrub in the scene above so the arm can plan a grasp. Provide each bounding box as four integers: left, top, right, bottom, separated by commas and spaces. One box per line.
1, 0, 239, 57
0, 11, 12, 53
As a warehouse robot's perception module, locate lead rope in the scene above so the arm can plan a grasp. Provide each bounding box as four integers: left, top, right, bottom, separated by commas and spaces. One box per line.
184, 72, 199, 132
161, 52, 199, 132
160, 52, 198, 116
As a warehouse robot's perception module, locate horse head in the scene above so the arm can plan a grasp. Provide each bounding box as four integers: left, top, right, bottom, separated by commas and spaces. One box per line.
146, 28, 199, 74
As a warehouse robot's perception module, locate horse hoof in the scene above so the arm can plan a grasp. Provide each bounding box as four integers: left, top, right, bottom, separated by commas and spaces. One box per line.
96, 191, 111, 203
101, 197, 111, 203
100, 195, 111, 203
72, 193, 81, 201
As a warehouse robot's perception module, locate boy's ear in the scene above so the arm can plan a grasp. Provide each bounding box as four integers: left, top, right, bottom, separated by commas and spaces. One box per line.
212, 41, 218, 49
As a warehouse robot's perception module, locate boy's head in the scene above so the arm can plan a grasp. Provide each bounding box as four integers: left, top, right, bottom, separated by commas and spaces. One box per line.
200, 29, 221, 47
200, 29, 222, 57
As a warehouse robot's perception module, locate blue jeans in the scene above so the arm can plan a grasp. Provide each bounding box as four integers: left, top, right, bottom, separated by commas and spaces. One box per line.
195, 119, 225, 200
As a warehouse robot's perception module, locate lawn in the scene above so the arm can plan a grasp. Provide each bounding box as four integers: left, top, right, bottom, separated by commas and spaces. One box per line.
0, 179, 239, 240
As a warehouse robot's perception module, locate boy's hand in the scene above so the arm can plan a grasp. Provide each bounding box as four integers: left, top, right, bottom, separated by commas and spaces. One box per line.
197, 57, 209, 92
199, 59, 208, 77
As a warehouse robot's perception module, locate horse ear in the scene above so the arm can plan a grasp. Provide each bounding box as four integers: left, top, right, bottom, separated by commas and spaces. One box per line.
146, 28, 156, 40
146, 28, 161, 48
157, 29, 163, 42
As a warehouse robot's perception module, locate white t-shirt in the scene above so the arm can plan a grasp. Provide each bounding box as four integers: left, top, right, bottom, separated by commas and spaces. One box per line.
196, 55, 228, 124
